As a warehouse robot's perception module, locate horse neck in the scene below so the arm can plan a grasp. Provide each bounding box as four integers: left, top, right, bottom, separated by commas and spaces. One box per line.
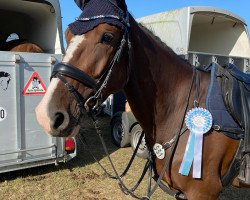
124, 19, 193, 146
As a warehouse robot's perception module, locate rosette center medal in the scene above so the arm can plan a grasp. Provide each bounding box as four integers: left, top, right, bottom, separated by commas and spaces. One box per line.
179, 107, 213, 178
192, 116, 205, 128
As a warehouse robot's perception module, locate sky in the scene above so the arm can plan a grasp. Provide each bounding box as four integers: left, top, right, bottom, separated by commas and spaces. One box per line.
59, 0, 250, 43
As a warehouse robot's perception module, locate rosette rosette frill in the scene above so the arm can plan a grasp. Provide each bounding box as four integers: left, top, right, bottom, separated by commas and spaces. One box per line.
179, 107, 213, 178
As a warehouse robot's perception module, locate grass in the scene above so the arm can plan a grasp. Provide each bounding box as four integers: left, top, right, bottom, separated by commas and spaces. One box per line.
0, 116, 170, 200
0, 115, 249, 199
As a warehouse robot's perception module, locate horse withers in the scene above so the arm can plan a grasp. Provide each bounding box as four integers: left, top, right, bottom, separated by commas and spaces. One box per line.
35, 0, 246, 199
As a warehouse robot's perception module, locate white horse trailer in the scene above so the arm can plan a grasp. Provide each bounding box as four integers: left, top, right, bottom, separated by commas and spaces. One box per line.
108, 6, 250, 156
0, 0, 76, 174
138, 6, 250, 70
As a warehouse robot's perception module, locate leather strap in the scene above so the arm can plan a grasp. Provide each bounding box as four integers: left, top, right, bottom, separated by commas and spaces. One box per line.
52, 62, 97, 90
152, 176, 187, 199
222, 140, 243, 186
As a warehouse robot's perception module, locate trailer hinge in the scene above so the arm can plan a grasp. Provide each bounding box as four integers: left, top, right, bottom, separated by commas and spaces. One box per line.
15, 54, 21, 63
244, 59, 250, 74
51, 56, 57, 65
229, 57, 234, 64
192, 54, 200, 67
210, 55, 217, 64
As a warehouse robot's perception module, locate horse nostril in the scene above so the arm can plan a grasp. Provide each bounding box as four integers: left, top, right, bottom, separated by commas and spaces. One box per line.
53, 112, 65, 130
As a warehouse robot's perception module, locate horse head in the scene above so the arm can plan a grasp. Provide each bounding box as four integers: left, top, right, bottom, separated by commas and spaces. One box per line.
36, 0, 130, 137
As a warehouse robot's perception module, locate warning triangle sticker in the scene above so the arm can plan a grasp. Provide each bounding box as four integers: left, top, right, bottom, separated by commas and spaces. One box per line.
22, 72, 47, 95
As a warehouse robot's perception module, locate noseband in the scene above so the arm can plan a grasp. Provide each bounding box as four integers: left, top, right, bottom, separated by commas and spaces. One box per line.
51, 12, 131, 121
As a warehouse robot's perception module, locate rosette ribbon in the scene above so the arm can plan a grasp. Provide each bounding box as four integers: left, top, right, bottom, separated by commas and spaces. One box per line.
179, 107, 212, 178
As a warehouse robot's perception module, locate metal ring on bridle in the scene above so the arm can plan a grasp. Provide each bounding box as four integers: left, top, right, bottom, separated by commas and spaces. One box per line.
84, 96, 99, 112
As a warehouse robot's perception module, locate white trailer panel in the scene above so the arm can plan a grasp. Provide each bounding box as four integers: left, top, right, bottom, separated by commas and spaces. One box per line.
0, 0, 75, 174
137, 6, 250, 59
0, 52, 69, 173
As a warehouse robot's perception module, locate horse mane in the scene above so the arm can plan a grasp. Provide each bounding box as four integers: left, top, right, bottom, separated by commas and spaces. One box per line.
138, 23, 175, 53
138, 23, 192, 67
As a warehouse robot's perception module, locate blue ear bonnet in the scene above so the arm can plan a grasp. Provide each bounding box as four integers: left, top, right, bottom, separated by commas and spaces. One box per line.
69, 0, 128, 35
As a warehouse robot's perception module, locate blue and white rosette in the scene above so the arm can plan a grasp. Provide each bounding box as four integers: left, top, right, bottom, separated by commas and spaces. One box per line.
179, 107, 212, 178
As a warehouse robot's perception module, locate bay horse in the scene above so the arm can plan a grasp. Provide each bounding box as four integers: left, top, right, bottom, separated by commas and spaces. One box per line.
1, 39, 43, 53
35, 0, 244, 199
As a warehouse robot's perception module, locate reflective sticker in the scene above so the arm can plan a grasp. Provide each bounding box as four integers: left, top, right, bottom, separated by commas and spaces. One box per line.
0, 71, 11, 91
22, 72, 47, 95
153, 143, 165, 160
0, 107, 7, 122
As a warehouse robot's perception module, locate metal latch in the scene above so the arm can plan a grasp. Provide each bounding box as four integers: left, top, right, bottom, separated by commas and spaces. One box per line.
15, 54, 21, 63
51, 56, 57, 65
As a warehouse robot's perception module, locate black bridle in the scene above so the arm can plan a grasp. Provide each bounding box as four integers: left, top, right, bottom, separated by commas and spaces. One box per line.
51, 12, 131, 121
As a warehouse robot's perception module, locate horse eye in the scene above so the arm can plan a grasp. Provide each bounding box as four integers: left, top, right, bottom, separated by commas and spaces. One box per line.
101, 33, 114, 44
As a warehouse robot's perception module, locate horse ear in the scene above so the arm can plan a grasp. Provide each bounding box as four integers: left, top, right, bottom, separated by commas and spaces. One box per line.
74, 0, 90, 10
118, 0, 127, 10
109, 0, 127, 11
74, 0, 127, 11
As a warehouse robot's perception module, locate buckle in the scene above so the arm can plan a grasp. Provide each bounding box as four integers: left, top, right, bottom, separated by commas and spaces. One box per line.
213, 125, 221, 131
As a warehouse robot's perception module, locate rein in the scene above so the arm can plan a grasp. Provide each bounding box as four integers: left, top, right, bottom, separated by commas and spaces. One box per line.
80, 67, 198, 200
80, 116, 153, 199
146, 67, 198, 199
